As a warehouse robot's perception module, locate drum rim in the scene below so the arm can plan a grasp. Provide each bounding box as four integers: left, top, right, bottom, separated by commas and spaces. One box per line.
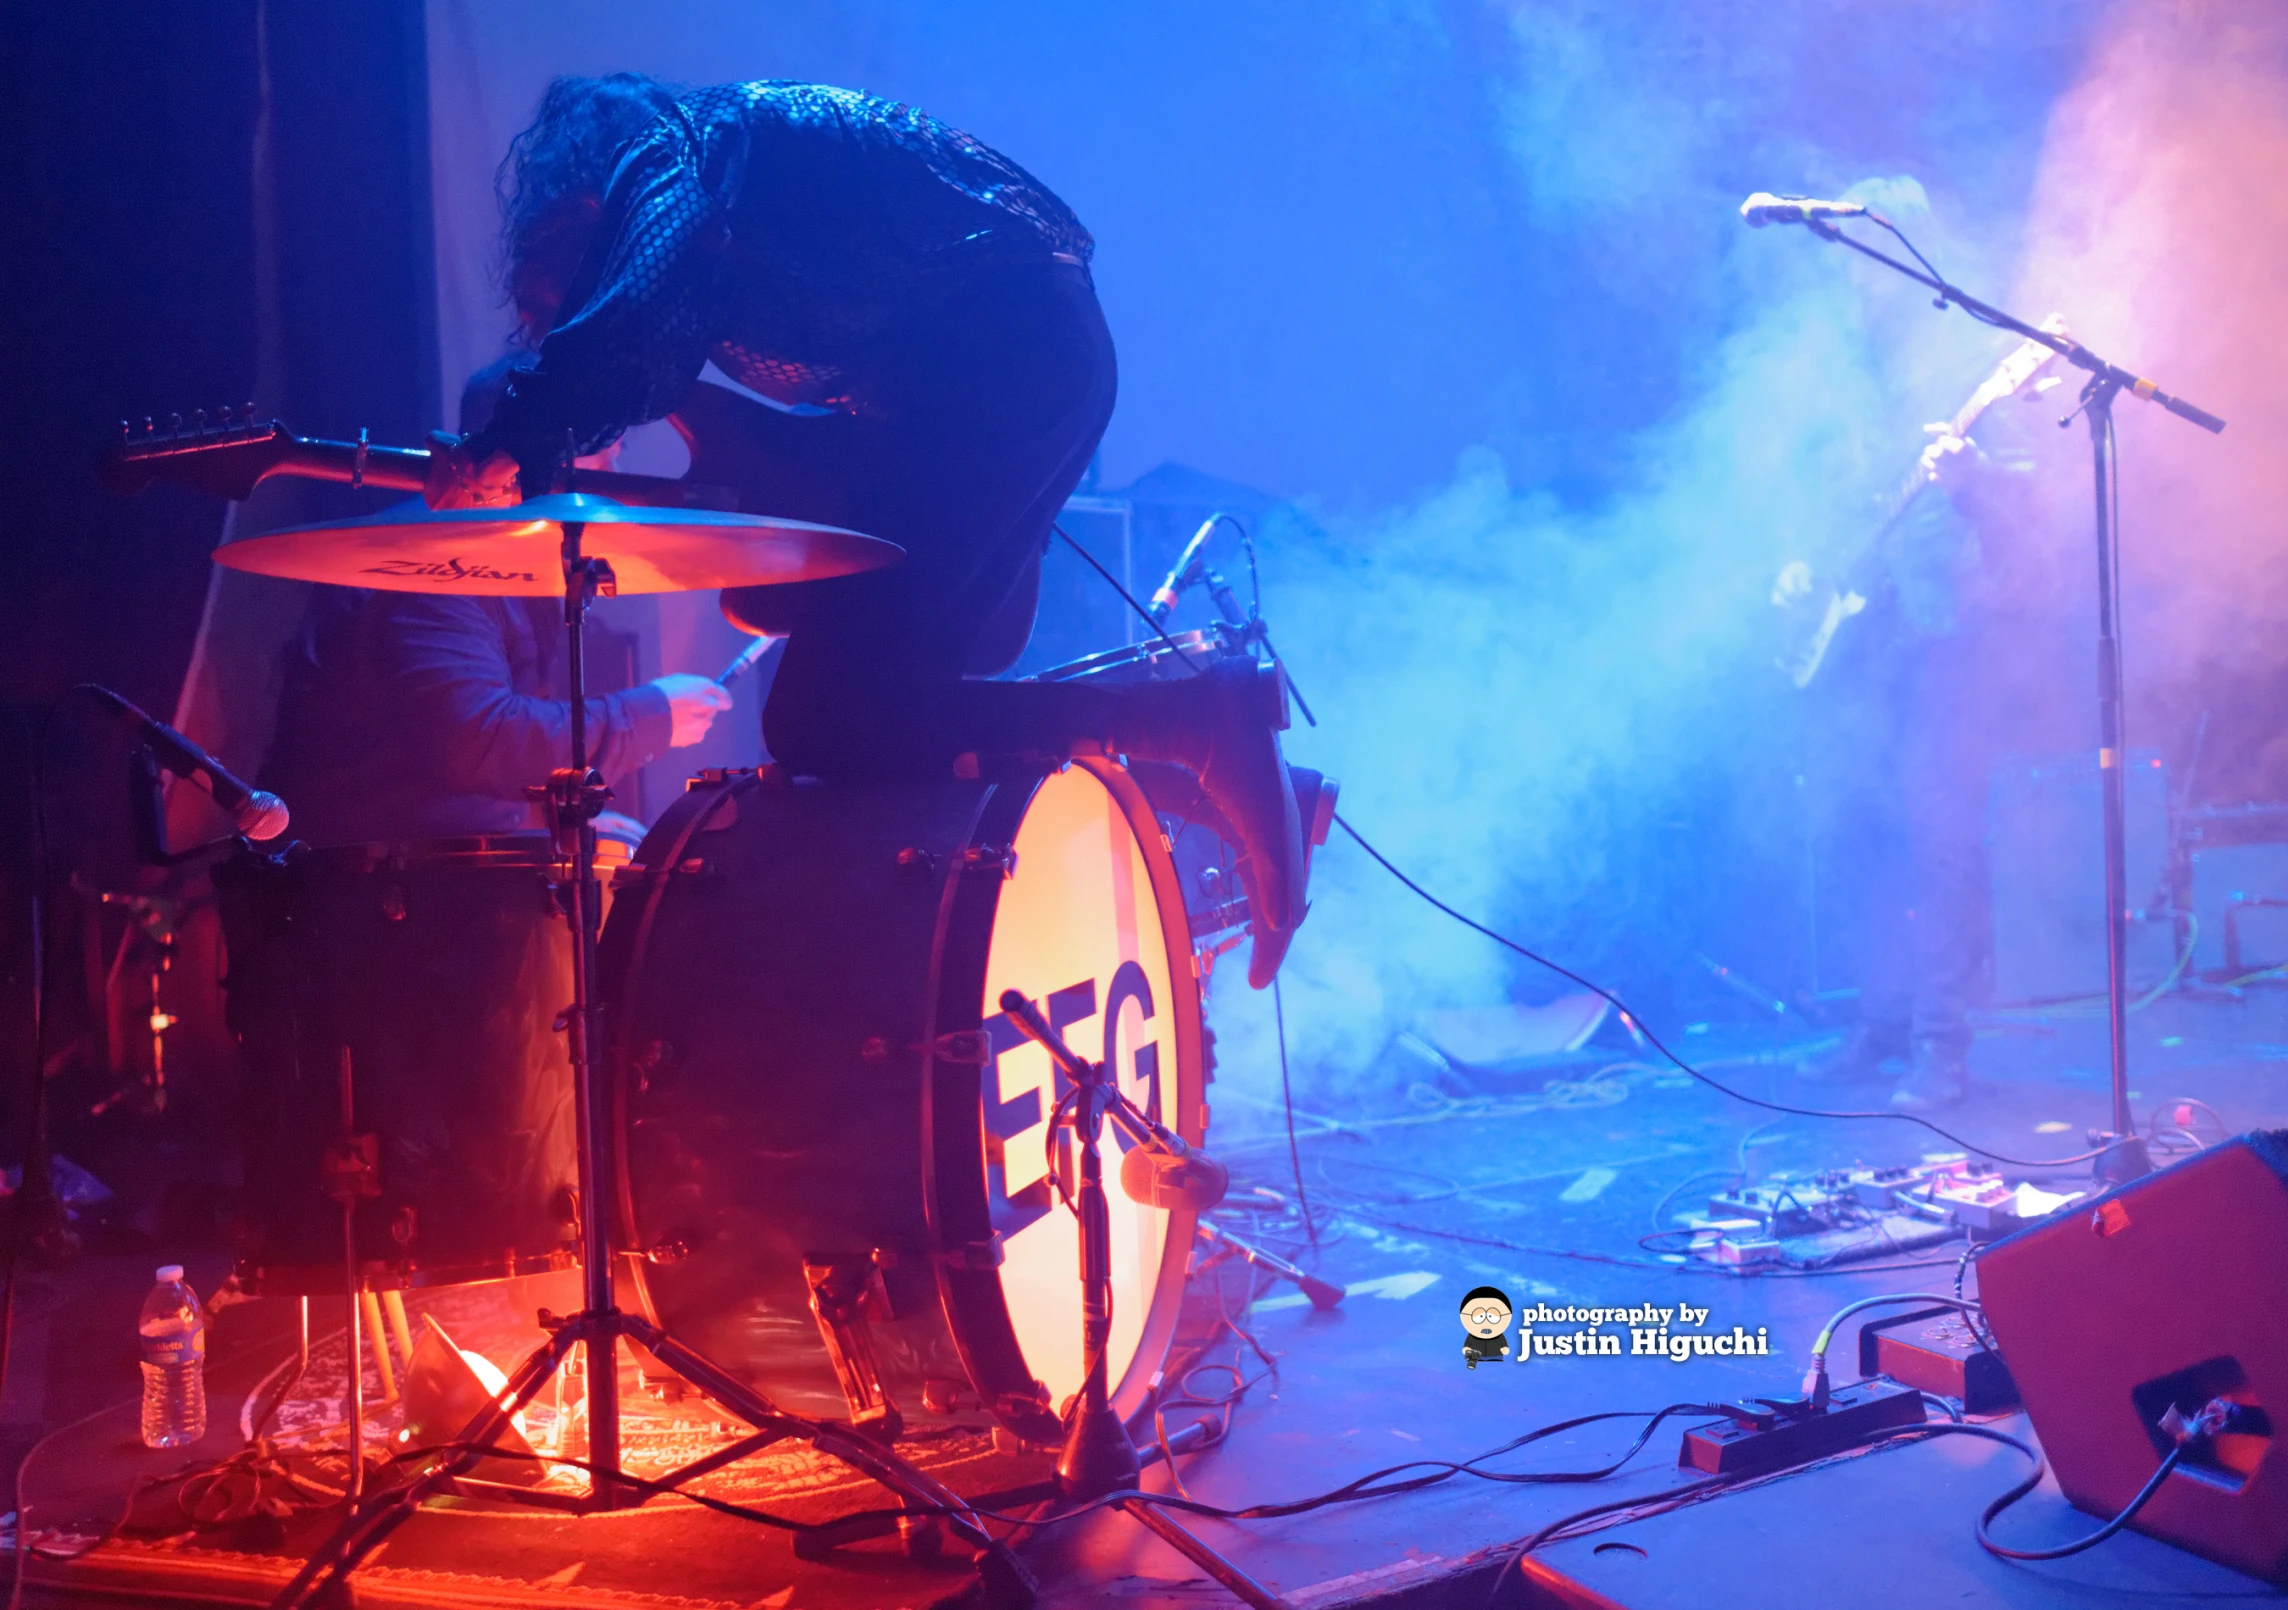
232, 1246, 578, 1296
920, 756, 1205, 1431
1025, 629, 1222, 685
298, 832, 634, 868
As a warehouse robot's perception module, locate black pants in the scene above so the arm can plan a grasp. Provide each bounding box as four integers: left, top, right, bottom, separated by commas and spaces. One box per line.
719, 258, 1122, 778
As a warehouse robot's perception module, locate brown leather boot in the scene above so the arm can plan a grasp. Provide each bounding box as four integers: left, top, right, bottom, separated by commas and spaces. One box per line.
1109, 659, 1308, 983
1245, 766, 1337, 987
1128, 759, 1336, 988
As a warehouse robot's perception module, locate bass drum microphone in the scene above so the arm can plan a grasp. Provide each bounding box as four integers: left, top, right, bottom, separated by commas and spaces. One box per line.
1118, 1140, 1230, 1215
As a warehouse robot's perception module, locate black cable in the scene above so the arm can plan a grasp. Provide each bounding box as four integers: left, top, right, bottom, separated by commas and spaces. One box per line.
1345, 1206, 1967, 1278
0, 702, 36, 1439
1051, 524, 1207, 673
406, 1399, 1728, 1547
1077, 1402, 1735, 1529
1978, 1442, 2185, 1561
1863, 213, 1951, 297
1952, 1244, 1999, 1349
1271, 976, 1317, 1246
396, 1442, 827, 1533
1330, 812, 2108, 1170
1492, 1419, 2045, 1601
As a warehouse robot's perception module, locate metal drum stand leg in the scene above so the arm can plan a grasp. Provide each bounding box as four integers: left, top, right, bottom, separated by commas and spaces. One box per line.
271, 518, 1038, 1610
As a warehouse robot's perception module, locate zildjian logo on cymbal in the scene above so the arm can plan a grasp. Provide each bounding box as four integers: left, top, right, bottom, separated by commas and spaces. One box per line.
361, 556, 540, 584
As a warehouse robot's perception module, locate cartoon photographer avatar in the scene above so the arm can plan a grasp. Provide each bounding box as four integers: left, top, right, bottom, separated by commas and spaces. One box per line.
1460, 1285, 1512, 1369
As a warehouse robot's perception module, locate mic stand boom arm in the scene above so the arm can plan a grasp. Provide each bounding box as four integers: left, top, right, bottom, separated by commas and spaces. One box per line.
1792, 217, 2225, 435
1774, 212, 2224, 1185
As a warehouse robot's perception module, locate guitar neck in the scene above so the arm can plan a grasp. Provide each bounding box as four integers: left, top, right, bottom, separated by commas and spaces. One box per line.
266, 437, 727, 509
260, 438, 428, 494
1863, 455, 1940, 558
103, 420, 735, 510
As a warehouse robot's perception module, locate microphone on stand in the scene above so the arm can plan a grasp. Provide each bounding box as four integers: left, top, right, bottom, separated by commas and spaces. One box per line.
998, 987, 1230, 1214
1147, 516, 1224, 626
1740, 192, 1869, 228
88, 686, 290, 840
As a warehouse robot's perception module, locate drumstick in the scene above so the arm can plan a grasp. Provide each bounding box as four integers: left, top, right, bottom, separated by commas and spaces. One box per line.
716, 635, 777, 687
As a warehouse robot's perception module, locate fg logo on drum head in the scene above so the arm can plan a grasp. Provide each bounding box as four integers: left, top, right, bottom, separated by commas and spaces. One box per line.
980, 964, 1164, 1238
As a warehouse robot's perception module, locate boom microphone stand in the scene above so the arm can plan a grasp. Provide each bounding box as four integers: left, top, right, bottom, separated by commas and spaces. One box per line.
999, 990, 1294, 1610
272, 507, 1036, 1609
1753, 199, 2225, 1183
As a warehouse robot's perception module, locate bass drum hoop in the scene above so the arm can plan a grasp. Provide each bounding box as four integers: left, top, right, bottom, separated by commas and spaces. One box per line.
921, 755, 1207, 1430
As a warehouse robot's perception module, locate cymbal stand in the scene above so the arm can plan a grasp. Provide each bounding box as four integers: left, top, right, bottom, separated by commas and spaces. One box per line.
999, 991, 1294, 1610
271, 516, 1037, 1609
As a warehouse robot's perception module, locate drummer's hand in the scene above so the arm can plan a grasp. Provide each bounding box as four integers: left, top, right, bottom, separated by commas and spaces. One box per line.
423, 432, 521, 509
594, 809, 649, 847
653, 674, 735, 748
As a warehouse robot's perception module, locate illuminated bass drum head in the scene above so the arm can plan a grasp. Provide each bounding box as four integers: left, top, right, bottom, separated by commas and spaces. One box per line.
975, 760, 1202, 1417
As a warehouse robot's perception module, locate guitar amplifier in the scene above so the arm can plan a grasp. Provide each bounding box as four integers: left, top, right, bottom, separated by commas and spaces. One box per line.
2183, 806, 2288, 979
1006, 494, 1135, 679
1977, 1133, 2288, 1582
1988, 749, 2173, 1004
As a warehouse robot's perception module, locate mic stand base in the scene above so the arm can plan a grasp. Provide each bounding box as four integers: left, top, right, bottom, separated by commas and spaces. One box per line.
1056, 1398, 1141, 1499
2091, 1132, 2154, 1187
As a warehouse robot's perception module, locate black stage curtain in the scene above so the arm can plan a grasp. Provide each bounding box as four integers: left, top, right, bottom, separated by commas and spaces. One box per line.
0, 0, 437, 1159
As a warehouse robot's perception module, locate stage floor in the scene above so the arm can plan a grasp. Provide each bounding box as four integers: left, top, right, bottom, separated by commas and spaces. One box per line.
8, 985, 2286, 1608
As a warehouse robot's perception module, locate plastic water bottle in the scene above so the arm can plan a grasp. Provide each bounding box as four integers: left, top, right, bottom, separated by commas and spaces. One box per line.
138, 1265, 207, 1449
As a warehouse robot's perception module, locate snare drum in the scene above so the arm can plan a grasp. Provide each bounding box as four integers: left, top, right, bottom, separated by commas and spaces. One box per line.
602, 758, 1206, 1441
217, 834, 628, 1293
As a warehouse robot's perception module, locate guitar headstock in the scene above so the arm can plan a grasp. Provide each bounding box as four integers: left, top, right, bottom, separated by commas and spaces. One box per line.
101, 405, 292, 500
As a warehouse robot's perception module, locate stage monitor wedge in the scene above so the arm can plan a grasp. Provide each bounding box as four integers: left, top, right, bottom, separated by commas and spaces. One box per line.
1978, 1130, 2288, 1583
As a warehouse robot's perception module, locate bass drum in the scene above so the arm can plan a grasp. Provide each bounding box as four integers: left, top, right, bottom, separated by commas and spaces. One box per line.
603, 758, 1205, 1442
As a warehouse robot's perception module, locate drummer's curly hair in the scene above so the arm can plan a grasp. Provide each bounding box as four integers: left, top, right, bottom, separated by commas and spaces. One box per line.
495, 73, 683, 339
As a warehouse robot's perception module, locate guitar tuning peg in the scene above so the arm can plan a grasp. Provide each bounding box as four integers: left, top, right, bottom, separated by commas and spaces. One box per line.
143, 416, 156, 435
168, 413, 184, 432
192, 409, 208, 430
117, 419, 131, 438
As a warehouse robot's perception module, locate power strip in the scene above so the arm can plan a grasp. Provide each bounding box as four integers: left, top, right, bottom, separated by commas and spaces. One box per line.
1678, 1379, 1926, 1477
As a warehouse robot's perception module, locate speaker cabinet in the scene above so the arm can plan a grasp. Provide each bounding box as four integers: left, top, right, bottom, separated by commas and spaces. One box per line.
1978, 1132, 2288, 1582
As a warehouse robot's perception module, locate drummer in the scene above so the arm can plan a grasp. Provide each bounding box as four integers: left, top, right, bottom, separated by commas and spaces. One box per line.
425, 75, 1311, 985
259, 364, 734, 847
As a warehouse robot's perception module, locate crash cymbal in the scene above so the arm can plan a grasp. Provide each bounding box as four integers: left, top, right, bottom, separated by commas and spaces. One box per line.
212, 492, 901, 596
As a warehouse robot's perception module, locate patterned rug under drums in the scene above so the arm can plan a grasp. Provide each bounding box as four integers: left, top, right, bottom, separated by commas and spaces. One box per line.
18, 1272, 1058, 1608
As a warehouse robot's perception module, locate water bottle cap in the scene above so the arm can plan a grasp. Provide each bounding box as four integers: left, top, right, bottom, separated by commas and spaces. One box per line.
156, 1264, 185, 1283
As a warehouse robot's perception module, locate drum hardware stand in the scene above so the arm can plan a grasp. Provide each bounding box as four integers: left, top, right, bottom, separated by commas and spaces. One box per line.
1195, 1222, 1343, 1310
998, 991, 1293, 1610
1769, 208, 2226, 1186
802, 1254, 906, 1444
319, 1048, 381, 1503
272, 512, 1040, 1610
